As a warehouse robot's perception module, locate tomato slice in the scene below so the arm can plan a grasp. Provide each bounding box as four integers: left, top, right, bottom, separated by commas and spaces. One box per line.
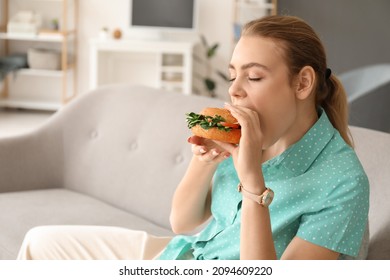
220, 122, 240, 129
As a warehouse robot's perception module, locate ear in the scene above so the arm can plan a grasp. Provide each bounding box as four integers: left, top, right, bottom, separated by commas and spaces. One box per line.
295, 66, 316, 100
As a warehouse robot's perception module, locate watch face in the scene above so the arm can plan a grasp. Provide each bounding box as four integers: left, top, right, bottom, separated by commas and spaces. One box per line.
262, 189, 274, 206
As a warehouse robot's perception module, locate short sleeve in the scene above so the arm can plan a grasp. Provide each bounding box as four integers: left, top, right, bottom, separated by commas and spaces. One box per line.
296, 172, 369, 257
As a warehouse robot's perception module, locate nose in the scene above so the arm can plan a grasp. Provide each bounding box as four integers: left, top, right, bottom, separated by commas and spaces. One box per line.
228, 78, 246, 100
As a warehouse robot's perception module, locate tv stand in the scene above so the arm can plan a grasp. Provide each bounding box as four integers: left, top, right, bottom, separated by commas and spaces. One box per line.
89, 38, 196, 95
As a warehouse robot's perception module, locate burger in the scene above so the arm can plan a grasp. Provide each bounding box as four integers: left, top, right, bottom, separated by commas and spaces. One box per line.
186, 107, 241, 144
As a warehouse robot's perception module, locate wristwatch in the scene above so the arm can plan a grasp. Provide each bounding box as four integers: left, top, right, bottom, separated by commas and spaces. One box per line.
237, 183, 274, 207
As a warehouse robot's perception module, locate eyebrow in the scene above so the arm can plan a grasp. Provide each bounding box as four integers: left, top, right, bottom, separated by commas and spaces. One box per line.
228, 62, 270, 72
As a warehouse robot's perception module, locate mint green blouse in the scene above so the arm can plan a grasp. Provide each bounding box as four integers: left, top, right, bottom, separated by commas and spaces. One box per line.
158, 109, 369, 260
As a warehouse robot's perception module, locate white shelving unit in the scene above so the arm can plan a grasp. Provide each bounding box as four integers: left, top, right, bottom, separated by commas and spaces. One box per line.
0, 0, 78, 111
90, 39, 196, 95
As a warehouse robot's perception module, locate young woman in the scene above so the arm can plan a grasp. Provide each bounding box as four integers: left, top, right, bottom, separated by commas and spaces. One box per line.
157, 15, 369, 260
17, 15, 369, 260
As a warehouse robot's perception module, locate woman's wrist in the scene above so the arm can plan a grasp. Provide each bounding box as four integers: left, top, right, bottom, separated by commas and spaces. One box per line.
192, 155, 220, 174
239, 174, 266, 194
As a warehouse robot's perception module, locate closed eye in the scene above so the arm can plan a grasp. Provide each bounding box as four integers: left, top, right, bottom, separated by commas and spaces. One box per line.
229, 77, 263, 82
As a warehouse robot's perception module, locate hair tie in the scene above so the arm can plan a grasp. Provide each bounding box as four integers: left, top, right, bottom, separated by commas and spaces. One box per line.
325, 68, 332, 80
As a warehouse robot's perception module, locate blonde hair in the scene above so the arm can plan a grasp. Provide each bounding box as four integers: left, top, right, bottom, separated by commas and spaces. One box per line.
242, 15, 353, 147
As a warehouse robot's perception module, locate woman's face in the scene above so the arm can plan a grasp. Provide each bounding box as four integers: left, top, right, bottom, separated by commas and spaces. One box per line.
228, 35, 299, 149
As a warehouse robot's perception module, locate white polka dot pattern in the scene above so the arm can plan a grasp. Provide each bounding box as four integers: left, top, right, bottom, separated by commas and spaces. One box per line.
158, 109, 369, 260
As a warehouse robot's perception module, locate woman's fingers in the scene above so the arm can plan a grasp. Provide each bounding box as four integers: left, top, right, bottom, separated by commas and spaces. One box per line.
187, 135, 204, 145
191, 143, 207, 156
214, 140, 236, 155
188, 136, 231, 163
224, 103, 260, 129
193, 146, 230, 162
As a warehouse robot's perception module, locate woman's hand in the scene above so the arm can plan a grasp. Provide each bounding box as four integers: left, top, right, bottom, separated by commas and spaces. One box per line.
171, 135, 229, 233
187, 135, 231, 164
217, 104, 265, 191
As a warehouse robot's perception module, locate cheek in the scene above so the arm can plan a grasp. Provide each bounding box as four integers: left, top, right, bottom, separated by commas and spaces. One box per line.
254, 82, 295, 118
255, 88, 297, 143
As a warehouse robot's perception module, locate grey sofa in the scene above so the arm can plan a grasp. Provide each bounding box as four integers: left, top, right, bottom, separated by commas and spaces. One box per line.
338, 63, 390, 133
0, 84, 389, 259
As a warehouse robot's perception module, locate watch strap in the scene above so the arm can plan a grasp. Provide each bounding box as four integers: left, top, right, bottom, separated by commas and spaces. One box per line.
237, 183, 273, 207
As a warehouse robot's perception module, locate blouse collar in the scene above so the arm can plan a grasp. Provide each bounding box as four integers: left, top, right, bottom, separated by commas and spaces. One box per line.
262, 108, 336, 177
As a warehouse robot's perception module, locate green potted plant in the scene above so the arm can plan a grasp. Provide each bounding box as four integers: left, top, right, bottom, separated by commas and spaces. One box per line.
199, 35, 229, 98
50, 18, 59, 31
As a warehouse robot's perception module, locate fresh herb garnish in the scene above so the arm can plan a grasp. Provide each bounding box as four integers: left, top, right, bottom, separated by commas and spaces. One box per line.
186, 112, 233, 132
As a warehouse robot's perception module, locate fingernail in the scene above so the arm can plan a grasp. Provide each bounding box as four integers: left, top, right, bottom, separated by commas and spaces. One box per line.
187, 136, 192, 143
224, 153, 231, 159
212, 150, 219, 156
200, 148, 206, 154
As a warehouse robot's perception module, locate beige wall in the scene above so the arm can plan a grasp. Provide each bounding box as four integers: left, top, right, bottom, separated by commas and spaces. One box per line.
77, 0, 235, 99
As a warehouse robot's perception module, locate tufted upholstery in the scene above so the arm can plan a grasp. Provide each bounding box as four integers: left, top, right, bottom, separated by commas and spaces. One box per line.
0, 84, 223, 259
57, 84, 224, 228
0, 84, 389, 259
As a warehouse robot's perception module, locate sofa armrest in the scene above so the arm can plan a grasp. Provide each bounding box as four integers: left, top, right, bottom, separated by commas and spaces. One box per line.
0, 123, 63, 193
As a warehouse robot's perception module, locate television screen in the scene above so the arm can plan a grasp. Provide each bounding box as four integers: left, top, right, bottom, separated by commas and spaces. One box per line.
130, 0, 196, 30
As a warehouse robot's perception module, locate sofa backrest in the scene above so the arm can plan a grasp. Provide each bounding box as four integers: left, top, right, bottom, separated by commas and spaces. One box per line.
38, 84, 390, 259
59, 84, 224, 229
339, 64, 390, 133
350, 126, 390, 259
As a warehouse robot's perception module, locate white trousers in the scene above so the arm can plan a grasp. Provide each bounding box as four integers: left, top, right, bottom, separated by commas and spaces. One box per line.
17, 226, 172, 260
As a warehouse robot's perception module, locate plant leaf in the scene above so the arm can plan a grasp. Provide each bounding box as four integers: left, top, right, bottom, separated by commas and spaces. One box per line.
207, 43, 219, 58
200, 34, 208, 48
216, 70, 230, 81
204, 78, 216, 91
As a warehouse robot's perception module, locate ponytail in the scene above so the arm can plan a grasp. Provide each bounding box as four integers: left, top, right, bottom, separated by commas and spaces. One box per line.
242, 15, 353, 147
318, 74, 353, 147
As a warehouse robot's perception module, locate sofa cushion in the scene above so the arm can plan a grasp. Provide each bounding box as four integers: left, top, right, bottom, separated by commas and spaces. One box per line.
58, 85, 224, 229
0, 189, 173, 259
350, 126, 390, 259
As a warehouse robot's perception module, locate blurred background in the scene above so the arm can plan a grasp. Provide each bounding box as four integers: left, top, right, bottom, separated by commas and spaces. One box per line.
1, 0, 389, 134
